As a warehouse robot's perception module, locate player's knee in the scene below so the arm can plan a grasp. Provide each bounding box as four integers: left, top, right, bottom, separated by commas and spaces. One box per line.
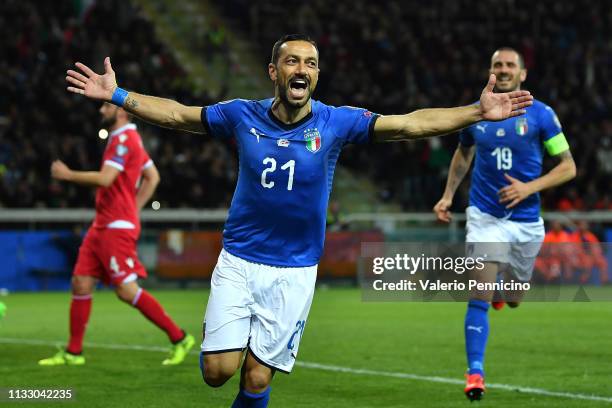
115, 286, 133, 303
201, 356, 236, 388
115, 282, 139, 304
507, 301, 521, 308
203, 367, 234, 388
71, 276, 93, 296
243, 367, 272, 392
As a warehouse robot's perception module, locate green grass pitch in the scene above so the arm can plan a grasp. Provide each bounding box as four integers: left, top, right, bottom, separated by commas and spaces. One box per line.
1, 288, 611, 407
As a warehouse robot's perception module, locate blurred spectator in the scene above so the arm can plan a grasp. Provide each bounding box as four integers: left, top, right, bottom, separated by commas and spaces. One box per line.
556, 188, 584, 211
534, 220, 574, 282
327, 200, 349, 231
570, 220, 609, 284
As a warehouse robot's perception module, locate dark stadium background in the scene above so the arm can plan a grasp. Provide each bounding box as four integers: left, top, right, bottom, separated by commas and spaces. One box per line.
2, 0, 610, 211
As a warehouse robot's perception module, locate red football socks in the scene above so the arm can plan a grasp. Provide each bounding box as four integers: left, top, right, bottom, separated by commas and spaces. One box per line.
67, 295, 92, 354
132, 289, 184, 343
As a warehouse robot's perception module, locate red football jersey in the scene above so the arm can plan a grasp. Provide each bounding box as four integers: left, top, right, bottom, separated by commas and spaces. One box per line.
92, 123, 152, 235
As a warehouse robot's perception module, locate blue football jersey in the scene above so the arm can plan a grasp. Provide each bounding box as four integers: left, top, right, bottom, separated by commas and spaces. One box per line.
459, 100, 569, 222
202, 98, 378, 267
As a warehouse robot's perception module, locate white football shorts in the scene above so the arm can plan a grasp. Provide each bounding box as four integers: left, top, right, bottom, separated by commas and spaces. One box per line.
466, 206, 545, 281
201, 248, 317, 373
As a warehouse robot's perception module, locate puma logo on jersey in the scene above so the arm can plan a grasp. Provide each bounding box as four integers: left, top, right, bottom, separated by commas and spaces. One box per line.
476, 124, 488, 133
467, 325, 483, 333
249, 128, 265, 143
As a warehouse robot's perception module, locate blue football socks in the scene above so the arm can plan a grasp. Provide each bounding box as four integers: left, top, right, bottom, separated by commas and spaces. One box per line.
465, 299, 490, 376
231, 387, 271, 408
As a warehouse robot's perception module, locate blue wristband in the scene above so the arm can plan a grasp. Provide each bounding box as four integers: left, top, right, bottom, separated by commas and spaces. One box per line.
111, 87, 128, 106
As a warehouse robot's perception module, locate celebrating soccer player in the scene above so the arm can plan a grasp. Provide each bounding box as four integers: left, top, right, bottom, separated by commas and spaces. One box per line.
66, 34, 532, 407
433, 47, 576, 401
39, 103, 195, 367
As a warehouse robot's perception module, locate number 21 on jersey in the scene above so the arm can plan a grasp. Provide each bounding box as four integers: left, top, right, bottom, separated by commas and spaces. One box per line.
261, 157, 295, 190
491, 147, 512, 170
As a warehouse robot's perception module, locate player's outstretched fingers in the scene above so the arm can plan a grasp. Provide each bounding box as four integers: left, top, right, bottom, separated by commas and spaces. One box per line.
66, 75, 86, 89
104, 57, 114, 74
75, 62, 96, 78
67, 86, 85, 95
508, 110, 527, 118
507, 90, 531, 100
512, 93, 533, 102
67, 69, 89, 83
512, 101, 533, 111
484, 74, 496, 92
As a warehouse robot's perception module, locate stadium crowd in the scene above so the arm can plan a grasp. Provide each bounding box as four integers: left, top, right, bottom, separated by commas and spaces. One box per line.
1, 0, 610, 213
0, 0, 235, 209
221, 0, 612, 211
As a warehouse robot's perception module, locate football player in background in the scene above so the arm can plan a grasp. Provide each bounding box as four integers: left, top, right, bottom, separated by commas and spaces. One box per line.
434, 47, 576, 400
39, 102, 194, 366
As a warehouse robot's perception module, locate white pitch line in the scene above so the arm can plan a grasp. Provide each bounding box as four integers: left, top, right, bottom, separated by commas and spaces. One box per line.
2, 337, 611, 404
295, 361, 612, 404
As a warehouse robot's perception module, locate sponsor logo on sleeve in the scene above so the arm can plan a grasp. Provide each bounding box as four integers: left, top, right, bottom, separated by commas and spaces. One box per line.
116, 144, 128, 156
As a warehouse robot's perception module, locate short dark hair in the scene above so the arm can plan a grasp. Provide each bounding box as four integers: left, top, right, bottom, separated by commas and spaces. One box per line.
493, 47, 525, 69
270, 34, 318, 65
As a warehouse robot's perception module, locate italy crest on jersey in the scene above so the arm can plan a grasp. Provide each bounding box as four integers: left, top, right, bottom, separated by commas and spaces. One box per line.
304, 128, 321, 153
515, 118, 528, 136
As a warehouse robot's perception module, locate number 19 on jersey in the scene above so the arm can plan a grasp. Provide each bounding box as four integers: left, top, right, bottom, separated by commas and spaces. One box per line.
491, 147, 512, 170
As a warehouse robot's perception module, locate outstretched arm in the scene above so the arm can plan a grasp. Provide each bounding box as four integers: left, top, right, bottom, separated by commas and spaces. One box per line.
433, 145, 475, 222
51, 160, 119, 188
66, 57, 205, 134
372, 74, 533, 142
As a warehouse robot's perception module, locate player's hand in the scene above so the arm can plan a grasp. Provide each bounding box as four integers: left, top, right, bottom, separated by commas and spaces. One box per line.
498, 173, 534, 208
66, 57, 117, 101
433, 197, 453, 223
51, 160, 72, 181
479, 74, 533, 121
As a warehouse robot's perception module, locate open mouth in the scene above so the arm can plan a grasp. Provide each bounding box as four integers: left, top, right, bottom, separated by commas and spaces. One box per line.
288, 78, 309, 99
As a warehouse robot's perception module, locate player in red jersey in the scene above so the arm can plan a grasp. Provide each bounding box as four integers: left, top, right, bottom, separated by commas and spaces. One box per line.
39, 102, 194, 366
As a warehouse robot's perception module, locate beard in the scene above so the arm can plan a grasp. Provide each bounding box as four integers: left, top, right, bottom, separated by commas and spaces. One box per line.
277, 82, 312, 109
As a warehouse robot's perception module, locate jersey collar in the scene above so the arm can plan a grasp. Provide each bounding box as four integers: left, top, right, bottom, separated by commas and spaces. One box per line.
110, 123, 137, 138
267, 106, 313, 130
